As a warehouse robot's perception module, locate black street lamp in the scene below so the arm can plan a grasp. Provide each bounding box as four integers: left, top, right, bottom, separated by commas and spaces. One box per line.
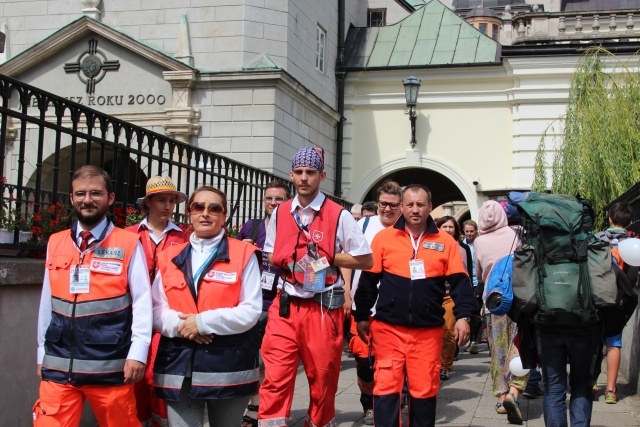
403, 76, 421, 149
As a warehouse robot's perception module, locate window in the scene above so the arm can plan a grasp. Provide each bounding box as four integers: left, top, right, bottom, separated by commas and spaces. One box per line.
316, 26, 326, 73
478, 23, 488, 35
368, 8, 387, 27
492, 24, 499, 40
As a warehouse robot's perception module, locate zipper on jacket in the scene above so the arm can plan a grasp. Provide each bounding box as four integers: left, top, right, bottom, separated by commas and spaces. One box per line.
68, 293, 78, 381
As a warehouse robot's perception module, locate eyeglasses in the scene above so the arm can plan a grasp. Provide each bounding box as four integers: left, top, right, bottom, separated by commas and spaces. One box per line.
73, 191, 107, 201
378, 201, 400, 210
190, 202, 225, 215
264, 196, 286, 203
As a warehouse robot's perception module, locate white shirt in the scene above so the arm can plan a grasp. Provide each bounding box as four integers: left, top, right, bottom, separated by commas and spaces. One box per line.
136, 218, 184, 245
350, 215, 386, 306
37, 217, 153, 364
152, 230, 262, 337
264, 192, 372, 298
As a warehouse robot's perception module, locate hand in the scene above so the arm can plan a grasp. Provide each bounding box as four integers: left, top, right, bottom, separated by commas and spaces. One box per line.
123, 360, 146, 384
454, 319, 471, 347
356, 320, 370, 344
178, 313, 213, 344
37, 364, 42, 380
343, 296, 352, 318
242, 238, 254, 244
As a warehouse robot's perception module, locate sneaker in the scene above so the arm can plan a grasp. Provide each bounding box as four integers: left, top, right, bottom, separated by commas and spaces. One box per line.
439, 369, 450, 380
605, 389, 618, 404
363, 408, 374, 425
469, 342, 479, 354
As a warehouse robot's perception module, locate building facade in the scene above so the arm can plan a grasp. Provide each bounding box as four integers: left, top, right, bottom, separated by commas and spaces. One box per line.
1, 0, 639, 221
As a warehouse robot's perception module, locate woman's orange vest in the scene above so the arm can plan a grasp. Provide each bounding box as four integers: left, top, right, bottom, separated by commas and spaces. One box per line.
153, 237, 261, 401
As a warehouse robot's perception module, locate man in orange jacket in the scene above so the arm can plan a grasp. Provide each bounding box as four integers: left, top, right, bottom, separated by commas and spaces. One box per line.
354, 184, 475, 427
34, 165, 152, 426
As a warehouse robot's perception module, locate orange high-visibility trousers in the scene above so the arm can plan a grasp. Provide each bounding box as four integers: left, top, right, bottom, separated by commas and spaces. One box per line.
134, 331, 168, 427
33, 380, 140, 427
259, 295, 344, 427
370, 320, 443, 427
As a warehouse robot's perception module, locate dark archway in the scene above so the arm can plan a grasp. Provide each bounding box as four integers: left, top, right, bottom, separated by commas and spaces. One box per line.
362, 167, 467, 209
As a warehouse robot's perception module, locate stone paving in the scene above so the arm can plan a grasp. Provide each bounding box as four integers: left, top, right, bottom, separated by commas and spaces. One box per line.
282, 342, 640, 426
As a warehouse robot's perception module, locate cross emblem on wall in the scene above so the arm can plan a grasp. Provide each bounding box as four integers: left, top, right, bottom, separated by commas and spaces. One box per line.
64, 38, 120, 94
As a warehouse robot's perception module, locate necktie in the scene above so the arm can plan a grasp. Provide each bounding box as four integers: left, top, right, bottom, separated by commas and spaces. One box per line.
79, 231, 93, 252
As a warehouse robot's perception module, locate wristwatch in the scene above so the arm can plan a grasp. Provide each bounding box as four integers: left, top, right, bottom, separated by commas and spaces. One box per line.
459, 317, 471, 324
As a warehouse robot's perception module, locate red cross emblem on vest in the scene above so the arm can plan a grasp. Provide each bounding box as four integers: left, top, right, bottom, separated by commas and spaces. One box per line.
92, 260, 100, 269
312, 230, 324, 242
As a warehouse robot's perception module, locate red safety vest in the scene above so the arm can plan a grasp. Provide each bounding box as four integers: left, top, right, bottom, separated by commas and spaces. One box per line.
125, 223, 188, 281
271, 198, 343, 286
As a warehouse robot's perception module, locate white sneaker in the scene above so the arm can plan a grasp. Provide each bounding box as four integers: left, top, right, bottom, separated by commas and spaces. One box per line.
363, 408, 374, 425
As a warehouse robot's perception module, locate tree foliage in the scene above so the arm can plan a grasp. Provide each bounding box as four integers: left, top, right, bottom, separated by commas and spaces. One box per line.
532, 47, 640, 228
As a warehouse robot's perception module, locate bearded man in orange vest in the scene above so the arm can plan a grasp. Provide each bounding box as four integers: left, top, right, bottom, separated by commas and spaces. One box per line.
258, 147, 373, 427
34, 165, 152, 426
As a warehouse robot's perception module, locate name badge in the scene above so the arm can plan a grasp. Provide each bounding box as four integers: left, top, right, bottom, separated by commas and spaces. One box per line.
70, 267, 90, 294
93, 247, 125, 260
90, 260, 123, 275
410, 259, 426, 280
310, 256, 330, 272
303, 263, 326, 292
422, 242, 444, 252
261, 271, 276, 291
204, 270, 237, 283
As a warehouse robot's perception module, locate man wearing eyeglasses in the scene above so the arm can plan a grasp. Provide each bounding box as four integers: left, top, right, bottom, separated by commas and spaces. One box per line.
259, 147, 373, 427
343, 180, 403, 425
34, 165, 152, 425
236, 179, 291, 427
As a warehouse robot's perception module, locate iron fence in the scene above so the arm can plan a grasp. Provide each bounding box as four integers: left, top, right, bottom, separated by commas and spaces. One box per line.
0, 73, 351, 250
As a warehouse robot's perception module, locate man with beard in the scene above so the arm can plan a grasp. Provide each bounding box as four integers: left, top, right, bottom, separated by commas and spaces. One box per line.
354, 184, 475, 427
259, 147, 372, 427
34, 165, 152, 426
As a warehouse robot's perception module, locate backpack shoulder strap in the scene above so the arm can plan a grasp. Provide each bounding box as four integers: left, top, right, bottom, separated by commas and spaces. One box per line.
248, 219, 262, 243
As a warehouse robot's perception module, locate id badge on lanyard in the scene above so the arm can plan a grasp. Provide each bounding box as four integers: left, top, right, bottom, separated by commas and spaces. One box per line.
70, 266, 91, 293
408, 230, 426, 280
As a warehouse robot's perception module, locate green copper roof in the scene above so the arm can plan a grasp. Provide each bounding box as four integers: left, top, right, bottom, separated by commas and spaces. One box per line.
343, 0, 500, 70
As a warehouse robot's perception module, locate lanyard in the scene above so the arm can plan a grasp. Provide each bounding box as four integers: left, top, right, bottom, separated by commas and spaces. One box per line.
73, 223, 111, 281
408, 230, 424, 260
293, 208, 317, 236
193, 246, 219, 284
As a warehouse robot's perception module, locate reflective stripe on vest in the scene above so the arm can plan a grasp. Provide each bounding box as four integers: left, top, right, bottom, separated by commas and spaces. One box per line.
192, 367, 260, 387
51, 293, 132, 317
152, 413, 169, 427
42, 354, 126, 374
154, 367, 259, 390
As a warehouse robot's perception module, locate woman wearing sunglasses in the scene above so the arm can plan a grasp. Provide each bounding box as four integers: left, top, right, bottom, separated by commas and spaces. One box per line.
126, 176, 189, 427
151, 185, 262, 427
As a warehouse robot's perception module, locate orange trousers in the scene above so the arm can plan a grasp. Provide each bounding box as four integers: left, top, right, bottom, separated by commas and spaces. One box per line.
33, 380, 140, 427
134, 332, 168, 427
259, 294, 344, 427
370, 320, 443, 427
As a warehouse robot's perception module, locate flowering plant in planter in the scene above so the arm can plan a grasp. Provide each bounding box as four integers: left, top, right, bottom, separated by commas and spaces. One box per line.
112, 206, 144, 228
30, 201, 76, 244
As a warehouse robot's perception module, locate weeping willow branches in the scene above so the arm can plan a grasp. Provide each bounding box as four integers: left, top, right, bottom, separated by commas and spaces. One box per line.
532, 47, 640, 228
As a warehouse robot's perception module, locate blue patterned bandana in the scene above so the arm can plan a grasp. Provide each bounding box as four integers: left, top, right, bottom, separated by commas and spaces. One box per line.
292, 147, 324, 173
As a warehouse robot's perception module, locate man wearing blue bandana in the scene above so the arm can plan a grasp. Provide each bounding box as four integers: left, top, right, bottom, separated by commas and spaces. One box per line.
258, 147, 373, 427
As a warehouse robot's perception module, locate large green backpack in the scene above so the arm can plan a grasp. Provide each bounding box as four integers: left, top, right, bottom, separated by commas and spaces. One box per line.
511, 193, 616, 327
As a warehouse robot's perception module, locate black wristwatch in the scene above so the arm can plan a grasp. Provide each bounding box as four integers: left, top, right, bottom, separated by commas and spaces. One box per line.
459, 317, 471, 324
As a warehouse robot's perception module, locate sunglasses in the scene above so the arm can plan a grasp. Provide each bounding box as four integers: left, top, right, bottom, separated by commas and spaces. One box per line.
190, 202, 225, 215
